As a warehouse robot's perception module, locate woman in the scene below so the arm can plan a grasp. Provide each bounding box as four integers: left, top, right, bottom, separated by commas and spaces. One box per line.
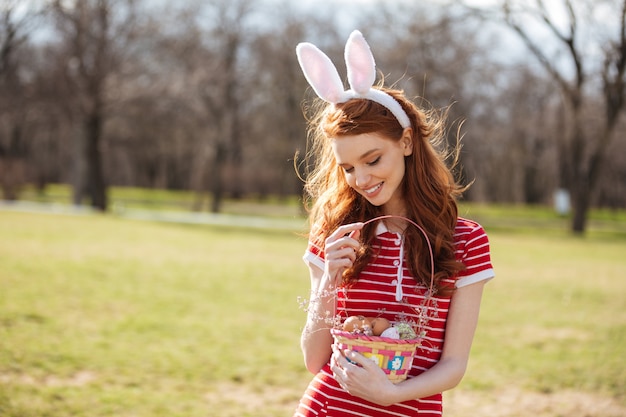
294, 31, 494, 416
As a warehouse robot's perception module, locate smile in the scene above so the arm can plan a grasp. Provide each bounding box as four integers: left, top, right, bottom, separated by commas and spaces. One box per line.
365, 183, 383, 195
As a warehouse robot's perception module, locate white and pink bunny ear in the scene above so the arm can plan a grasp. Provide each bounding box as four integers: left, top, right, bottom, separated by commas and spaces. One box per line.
296, 43, 348, 103
296, 30, 411, 129
344, 30, 376, 95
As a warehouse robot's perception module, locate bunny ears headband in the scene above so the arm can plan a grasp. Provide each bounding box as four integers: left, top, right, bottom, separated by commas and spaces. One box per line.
296, 30, 411, 129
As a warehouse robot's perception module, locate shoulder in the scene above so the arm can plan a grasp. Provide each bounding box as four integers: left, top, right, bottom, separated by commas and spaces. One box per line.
453, 217, 494, 286
454, 217, 489, 246
454, 217, 485, 233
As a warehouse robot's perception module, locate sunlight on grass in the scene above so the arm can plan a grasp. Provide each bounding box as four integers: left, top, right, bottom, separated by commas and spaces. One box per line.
0, 212, 309, 416
465, 233, 626, 398
0, 208, 625, 416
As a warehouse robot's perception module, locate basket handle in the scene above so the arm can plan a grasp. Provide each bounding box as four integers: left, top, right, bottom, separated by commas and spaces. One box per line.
360, 215, 435, 297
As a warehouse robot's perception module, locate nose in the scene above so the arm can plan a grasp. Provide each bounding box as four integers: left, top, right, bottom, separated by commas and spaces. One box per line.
354, 168, 370, 188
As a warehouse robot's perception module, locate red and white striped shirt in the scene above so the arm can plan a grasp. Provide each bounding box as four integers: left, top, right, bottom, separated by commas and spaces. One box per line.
294, 218, 494, 417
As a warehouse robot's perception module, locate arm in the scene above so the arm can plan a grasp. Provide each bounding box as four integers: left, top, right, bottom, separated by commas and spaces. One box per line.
300, 222, 364, 374
331, 280, 486, 405
300, 263, 334, 373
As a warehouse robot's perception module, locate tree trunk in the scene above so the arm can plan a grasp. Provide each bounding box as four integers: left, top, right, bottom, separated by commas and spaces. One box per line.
229, 109, 243, 200
210, 142, 227, 213
0, 157, 24, 201
72, 123, 86, 206
85, 111, 107, 211
566, 91, 587, 233
0, 124, 26, 200
571, 176, 590, 234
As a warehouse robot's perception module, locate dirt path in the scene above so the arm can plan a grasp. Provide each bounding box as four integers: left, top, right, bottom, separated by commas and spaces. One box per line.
444, 388, 626, 417
204, 382, 626, 416
8, 371, 624, 415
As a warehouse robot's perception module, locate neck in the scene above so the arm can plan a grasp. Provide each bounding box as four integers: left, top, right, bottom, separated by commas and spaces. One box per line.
383, 217, 408, 234
381, 200, 407, 219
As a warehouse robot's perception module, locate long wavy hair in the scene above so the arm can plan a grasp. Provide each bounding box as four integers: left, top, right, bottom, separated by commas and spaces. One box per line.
301, 87, 466, 296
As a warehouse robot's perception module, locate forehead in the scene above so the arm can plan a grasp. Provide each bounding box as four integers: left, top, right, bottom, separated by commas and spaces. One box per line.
331, 132, 393, 163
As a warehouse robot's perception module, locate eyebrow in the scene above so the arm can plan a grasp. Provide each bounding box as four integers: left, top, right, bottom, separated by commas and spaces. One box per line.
338, 148, 380, 167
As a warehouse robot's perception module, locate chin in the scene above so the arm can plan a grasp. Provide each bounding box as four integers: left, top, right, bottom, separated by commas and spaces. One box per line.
363, 195, 389, 207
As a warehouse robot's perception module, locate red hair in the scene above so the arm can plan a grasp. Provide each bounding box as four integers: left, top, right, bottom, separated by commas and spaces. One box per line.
302, 88, 466, 295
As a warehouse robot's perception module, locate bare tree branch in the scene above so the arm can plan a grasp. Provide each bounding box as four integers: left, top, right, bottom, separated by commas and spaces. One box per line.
503, 5, 570, 97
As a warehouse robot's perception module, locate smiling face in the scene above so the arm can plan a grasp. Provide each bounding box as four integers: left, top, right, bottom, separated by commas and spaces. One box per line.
332, 130, 413, 215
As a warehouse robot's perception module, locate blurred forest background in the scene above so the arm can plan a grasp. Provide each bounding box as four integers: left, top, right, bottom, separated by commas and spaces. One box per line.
0, 0, 625, 234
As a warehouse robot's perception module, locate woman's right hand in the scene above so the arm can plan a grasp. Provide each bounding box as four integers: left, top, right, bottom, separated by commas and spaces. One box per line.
321, 222, 364, 289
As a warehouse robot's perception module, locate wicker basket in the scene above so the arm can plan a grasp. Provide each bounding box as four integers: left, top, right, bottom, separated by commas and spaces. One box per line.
331, 328, 422, 383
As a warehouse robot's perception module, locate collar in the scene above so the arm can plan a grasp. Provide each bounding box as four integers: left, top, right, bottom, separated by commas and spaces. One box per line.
374, 221, 402, 236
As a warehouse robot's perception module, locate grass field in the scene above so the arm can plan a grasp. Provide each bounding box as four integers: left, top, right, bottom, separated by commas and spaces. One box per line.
1, 201, 625, 416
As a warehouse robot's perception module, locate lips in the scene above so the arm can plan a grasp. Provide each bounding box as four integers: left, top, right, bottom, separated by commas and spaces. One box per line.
364, 182, 383, 196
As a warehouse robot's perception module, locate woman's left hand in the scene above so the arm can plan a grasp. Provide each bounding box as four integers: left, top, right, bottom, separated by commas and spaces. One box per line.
330, 344, 397, 406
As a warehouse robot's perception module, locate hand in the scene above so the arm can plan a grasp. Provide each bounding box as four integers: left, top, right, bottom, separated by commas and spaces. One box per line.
321, 223, 363, 289
330, 344, 397, 406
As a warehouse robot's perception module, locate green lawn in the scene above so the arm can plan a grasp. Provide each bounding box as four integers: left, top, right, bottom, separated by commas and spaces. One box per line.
0, 211, 309, 416
0, 206, 625, 416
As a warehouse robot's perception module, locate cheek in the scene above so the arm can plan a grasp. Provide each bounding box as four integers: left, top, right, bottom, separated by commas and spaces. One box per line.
343, 173, 357, 189
389, 157, 406, 177
396, 162, 406, 179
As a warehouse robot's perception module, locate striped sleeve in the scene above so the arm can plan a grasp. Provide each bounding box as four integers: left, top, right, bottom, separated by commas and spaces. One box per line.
454, 218, 495, 288
302, 224, 325, 271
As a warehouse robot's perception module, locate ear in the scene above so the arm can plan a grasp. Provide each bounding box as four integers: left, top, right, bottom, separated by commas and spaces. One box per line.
296, 42, 346, 103
344, 30, 376, 95
401, 128, 413, 156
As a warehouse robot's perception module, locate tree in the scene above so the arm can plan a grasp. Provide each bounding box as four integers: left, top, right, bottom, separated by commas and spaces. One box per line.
51, 0, 139, 211
0, 0, 42, 200
486, 0, 626, 233
168, 0, 254, 213
249, 16, 311, 200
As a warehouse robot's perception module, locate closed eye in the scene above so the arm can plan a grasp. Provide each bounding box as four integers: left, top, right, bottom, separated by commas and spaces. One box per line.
367, 156, 381, 166
341, 156, 380, 173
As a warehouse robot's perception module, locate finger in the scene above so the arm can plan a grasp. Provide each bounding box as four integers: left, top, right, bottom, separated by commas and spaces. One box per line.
326, 246, 357, 261
330, 355, 348, 384
343, 350, 370, 368
331, 360, 349, 380
332, 343, 348, 363
330, 345, 349, 369
347, 229, 361, 253
348, 229, 360, 240
329, 222, 364, 242
333, 368, 349, 392
342, 246, 358, 263
330, 345, 343, 366
325, 259, 354, 277
325, 237, 361, 260
342, 227, 363, 251
326, 234, 360, 251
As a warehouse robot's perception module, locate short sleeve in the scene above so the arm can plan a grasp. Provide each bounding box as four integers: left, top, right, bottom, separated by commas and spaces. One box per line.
302, 224, 325, 271
454, 219, 495, 288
